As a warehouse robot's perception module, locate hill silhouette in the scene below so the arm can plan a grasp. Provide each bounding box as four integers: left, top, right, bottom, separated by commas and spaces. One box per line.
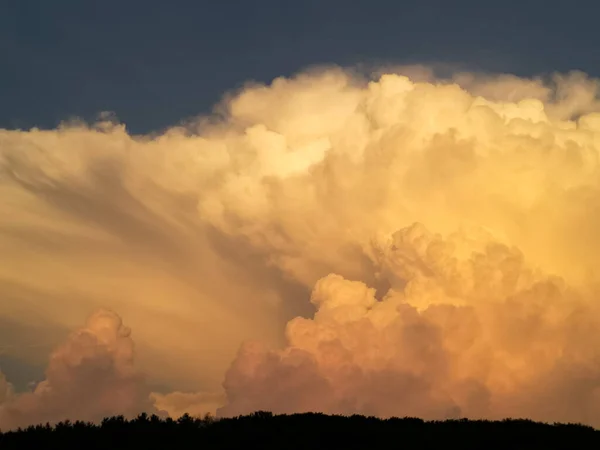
0, 411, 597, 449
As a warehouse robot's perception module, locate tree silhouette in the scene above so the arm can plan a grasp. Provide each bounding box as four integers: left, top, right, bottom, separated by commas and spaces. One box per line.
0, 412, 596, 449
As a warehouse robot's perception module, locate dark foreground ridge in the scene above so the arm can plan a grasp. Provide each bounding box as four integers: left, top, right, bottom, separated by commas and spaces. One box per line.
1, 412, 598, 449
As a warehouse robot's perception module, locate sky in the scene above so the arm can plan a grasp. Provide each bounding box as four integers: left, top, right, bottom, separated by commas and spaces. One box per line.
3, 0, 600, 133
4, 0, 600, 431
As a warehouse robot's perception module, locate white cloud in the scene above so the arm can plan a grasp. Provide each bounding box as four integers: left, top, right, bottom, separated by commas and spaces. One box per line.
4, 66, 600, 427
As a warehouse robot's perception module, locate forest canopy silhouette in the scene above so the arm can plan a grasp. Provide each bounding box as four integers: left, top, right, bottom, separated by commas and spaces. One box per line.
0, 412, 598, 450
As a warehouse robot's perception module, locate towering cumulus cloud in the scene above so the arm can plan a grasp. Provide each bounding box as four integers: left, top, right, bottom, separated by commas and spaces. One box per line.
219, 225, 600, 425
3, 66, 600, 427
0, 310, 151, 430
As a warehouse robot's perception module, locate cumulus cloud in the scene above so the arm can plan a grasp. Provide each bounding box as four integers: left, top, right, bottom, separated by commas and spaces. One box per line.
151, 391, 225, 419
4, 65, 600, 427
0, 310, 152, 430
219, 224, 600, 426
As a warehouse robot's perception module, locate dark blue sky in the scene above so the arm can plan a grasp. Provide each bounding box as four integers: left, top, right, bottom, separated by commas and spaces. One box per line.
2, 0, 599, 134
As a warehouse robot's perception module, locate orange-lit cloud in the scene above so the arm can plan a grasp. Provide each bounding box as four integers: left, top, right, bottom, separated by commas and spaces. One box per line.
219, 224, 600, 425
0, 310, 152, 430
3, 66, 600, 427
151, 391, 225, 420
0, 371, 13, 405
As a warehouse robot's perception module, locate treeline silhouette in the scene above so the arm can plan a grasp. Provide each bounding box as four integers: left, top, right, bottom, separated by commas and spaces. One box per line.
1, 411, 598, 449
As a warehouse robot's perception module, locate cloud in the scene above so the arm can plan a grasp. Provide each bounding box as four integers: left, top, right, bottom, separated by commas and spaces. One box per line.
0, 371, 13, 405
219, 224, 600, 426
0, 309, 152, 430
4, 65, 600, 426
0, 124, 295, 395
150, 391, 225, 419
